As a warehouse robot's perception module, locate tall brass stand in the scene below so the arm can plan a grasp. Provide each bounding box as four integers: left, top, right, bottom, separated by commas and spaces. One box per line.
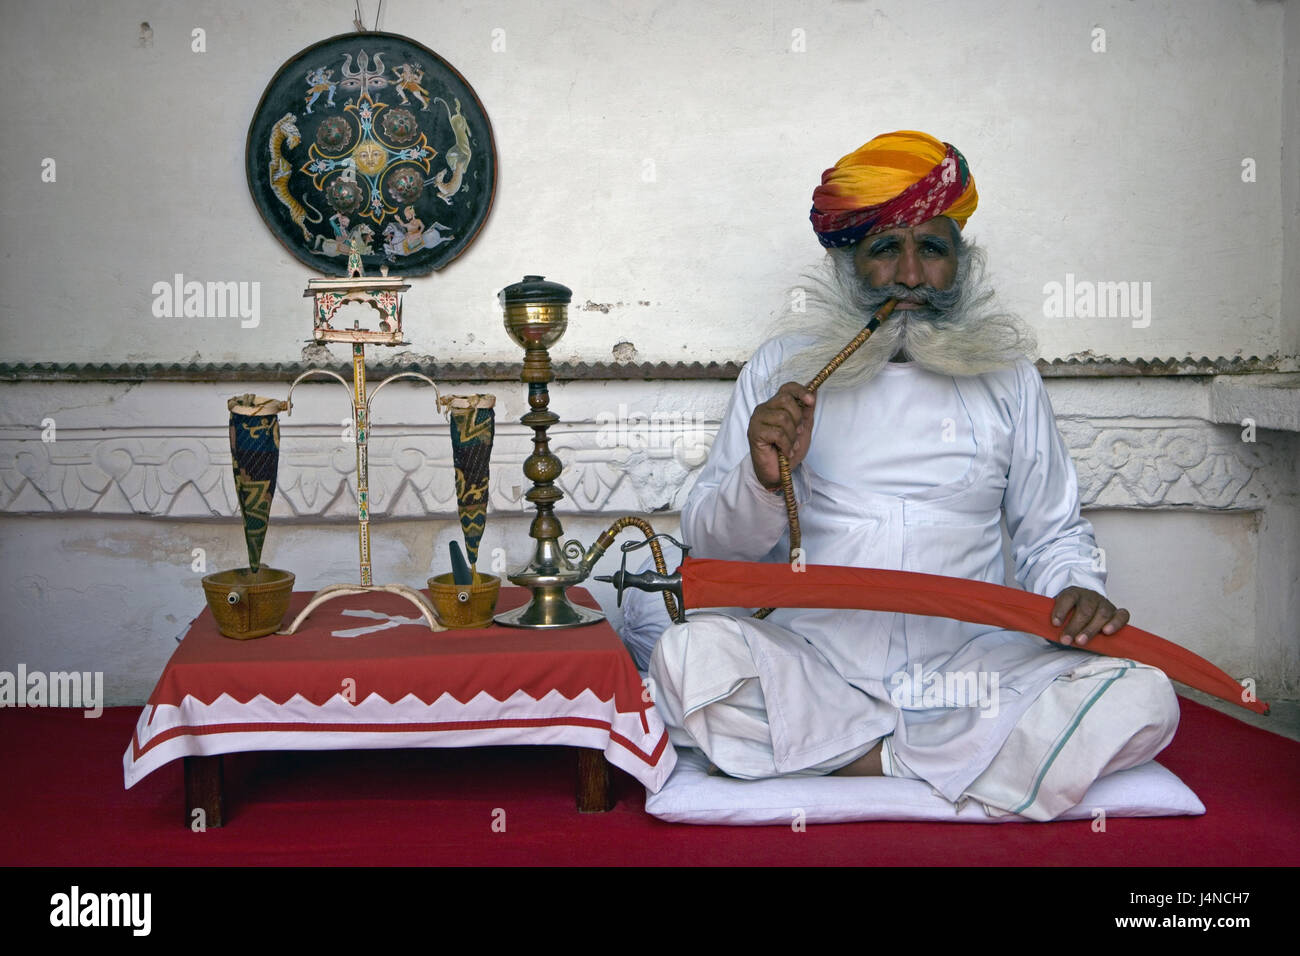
494, 276, 604, 628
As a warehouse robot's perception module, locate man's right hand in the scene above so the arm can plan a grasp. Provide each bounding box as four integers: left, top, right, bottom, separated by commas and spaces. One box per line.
747, 382, 816, 490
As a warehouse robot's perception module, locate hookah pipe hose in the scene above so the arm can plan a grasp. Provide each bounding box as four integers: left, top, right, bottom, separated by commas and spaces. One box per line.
754, 297, 897, 619
594, 300, 895, 623
587, 516, 680, 622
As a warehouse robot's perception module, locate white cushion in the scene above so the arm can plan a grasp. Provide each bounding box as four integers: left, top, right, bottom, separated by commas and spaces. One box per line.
645, 748, 1205, 825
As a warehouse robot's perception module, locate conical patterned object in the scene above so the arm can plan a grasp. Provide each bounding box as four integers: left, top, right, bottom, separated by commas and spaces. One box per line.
441, 394, 496, 569
228, 395, 289, 572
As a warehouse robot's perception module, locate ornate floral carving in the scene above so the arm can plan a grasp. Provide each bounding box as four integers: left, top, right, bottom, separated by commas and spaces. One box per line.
0, 416, 1276, 518
1059, 421, 1269, 510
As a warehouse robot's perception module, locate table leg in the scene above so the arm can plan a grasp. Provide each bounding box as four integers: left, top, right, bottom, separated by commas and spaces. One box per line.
184, 755, 225, 829
576, 748, 613, 812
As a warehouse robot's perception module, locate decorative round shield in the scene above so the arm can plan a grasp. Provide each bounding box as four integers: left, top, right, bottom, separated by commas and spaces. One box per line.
245, 32, 496, 276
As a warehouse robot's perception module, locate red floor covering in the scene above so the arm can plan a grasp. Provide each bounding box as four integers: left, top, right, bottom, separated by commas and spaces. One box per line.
1, 696, 1296, 868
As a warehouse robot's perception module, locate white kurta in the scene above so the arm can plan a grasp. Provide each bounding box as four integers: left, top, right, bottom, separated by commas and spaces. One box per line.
647, 336, 1128, 803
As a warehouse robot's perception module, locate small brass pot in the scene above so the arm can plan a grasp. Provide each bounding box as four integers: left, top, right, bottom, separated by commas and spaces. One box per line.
427, 573, 501, 629
202, 568, 296, 639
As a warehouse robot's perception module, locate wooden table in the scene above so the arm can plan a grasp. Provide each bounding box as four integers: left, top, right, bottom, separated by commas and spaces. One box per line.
124, 587, 675, 827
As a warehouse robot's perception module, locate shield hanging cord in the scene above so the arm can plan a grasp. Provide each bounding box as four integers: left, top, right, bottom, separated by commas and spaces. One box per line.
753, 297, 897, 619
353, 0, 383, 32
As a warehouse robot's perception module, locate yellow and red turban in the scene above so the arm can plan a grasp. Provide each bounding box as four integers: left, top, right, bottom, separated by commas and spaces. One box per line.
810, 130, 978, 248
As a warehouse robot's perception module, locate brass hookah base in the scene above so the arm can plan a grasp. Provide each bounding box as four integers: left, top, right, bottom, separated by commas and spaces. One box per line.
497, 517, 680, 629
495, 550, 606, 629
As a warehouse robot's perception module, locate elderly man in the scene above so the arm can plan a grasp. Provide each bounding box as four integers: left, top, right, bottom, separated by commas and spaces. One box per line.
637, 131, 1179, 821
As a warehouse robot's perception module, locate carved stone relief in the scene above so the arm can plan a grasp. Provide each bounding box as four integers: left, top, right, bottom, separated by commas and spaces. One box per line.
0, 416, 1274, 518
1059, 420, 1269, 510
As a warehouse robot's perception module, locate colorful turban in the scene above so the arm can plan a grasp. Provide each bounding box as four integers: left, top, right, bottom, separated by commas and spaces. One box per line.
810, 130, 978, 248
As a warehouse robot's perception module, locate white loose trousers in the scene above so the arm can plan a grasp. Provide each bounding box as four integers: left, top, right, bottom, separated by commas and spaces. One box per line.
649, 612, 1179, 820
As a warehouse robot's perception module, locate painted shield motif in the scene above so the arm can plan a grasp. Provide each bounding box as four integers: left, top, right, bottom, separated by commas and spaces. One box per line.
245, 32, 496, 276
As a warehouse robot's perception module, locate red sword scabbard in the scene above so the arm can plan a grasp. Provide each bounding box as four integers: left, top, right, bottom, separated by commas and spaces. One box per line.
678, 557, 1269, 716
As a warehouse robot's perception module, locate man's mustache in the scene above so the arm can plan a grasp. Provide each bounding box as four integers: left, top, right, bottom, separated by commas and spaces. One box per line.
858, 281, 962, 316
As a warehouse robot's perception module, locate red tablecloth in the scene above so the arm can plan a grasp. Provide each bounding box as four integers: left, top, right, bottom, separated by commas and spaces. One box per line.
124, 587, 675, 791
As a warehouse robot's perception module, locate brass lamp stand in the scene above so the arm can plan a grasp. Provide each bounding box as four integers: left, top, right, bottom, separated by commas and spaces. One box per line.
494, 276, 604, 628
279, 246, 444, 633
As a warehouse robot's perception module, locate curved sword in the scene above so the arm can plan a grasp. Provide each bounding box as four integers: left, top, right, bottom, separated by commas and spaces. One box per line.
604, 554, 1268, 715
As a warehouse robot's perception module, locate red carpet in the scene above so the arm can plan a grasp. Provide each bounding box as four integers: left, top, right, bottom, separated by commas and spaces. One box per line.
1, 696, 1296, 867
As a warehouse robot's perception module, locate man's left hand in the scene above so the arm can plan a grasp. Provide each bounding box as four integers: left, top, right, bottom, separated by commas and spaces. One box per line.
1050, 587, 1130, 647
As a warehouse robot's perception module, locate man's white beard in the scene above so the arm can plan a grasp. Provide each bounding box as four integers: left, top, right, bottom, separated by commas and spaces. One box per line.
774, 240, 1038, 391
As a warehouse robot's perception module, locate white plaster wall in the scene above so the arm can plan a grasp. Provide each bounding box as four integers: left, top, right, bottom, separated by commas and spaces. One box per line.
1, 374, 1296, 705
1285, 0, 1300, 360
0, 0, 1292, 368
0, 0, 1296, 715
1088, 510, 1260, 682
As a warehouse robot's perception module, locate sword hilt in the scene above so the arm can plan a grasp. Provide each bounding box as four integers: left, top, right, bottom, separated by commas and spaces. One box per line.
594, 534, 688, 624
